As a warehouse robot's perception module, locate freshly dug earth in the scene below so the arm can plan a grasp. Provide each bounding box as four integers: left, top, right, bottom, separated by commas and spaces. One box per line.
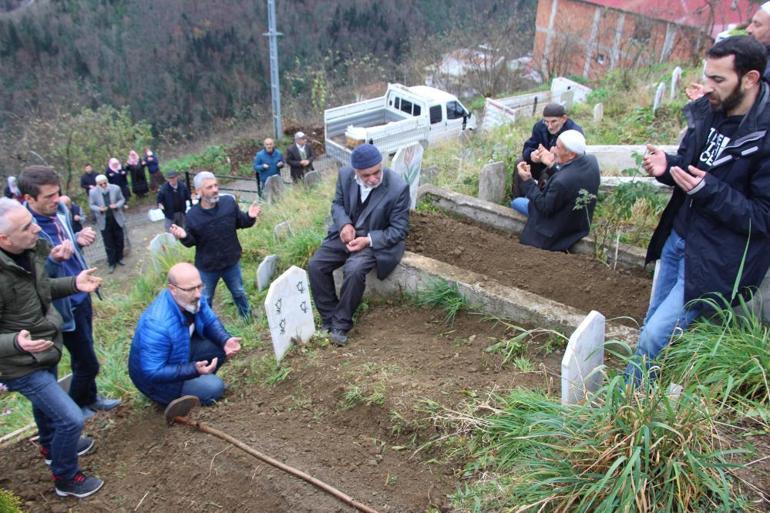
407, 211, 652, 325
0, 303, 561, 513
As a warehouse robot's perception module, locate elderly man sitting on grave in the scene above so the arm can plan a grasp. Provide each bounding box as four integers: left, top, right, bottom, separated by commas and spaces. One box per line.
308, 143, 410, 347
513, 102, 584, 198
129, 262, 242, 406
512, 130, 600, 251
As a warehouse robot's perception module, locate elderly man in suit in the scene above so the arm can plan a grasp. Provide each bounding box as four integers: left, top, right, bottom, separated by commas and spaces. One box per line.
88, 174, 126, 273
308, 143, 410, 346
513, 130, 600, 251
285, 131, 315, 183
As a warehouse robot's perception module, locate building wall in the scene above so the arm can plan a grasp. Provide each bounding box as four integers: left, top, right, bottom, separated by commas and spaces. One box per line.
534, 0, 707, 80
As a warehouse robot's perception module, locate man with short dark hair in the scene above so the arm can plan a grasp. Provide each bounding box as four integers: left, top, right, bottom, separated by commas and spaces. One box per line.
628, 36, 770, 382
18, 166, 121, 419
514, 103, 583, 197
129, 262, 241, 406
79, 164, 98, 198
156, 170, 191, 231
514, 130, 600, 251
0, 197, 104, 498
308, 143, 410, 346
169, 172, 261, 319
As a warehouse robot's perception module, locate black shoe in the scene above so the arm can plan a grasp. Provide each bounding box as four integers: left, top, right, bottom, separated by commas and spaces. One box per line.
108, 265, 116, 274
41, 436, 95, 465
116, 260, 125, 266
87, 395, 121, 411
330, 329, 348, 346
55, 471, 104, 498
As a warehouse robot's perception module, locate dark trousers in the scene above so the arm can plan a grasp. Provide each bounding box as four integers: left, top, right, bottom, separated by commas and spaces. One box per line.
102, 215, 124, 266
308, 238, 377, 332
62, 296, 100, 407
190, 334, 227, 372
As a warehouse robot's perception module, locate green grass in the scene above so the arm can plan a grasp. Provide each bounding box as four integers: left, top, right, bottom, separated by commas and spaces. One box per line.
412, 279, 468, 325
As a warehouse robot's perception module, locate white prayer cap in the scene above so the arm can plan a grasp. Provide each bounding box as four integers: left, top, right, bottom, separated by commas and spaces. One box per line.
95, 174, 108, 183
295, 131, 306, 139
762, 2, 770, 15
558, 130, 586, 155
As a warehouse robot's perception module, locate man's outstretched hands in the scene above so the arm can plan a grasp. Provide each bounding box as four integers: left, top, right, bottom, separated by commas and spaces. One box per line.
642, 144, 668, 177
195, 357, 218, 375
223, 337, 241, 357
169, 224, 186, 240
340, 224, 355, 244
671, 166, 706, 193
16, 330, 53, 353
517, 161, 532, 181
76, 268, 102, 292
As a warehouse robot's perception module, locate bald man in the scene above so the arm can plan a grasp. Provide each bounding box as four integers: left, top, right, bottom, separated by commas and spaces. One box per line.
128, 263, 242, 406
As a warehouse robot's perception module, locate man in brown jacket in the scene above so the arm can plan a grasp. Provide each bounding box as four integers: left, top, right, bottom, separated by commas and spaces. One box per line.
0, 198, 105, 498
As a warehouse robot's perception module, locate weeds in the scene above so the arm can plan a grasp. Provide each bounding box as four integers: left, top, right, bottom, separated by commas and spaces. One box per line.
413, 280, 467, 325
340, 383, 386, 409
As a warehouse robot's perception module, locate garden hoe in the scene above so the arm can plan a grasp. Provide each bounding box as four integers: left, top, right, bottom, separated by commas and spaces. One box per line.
164, 395, 382, 513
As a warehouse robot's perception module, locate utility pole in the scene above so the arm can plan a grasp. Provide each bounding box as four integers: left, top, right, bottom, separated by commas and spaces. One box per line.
264, 0, 282, 139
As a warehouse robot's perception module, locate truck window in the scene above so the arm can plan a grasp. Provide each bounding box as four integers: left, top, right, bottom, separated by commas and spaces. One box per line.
413, 105, 421, 116
430, 105, 442, 124
394, 97, 401, 110
446, 101, 465, 120
401, 99, 413, 115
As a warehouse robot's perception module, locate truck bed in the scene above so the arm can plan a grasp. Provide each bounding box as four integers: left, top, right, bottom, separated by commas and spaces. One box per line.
325, 108, 407, 139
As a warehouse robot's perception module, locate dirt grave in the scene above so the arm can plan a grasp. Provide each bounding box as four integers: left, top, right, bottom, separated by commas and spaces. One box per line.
407, 211, 653, 326
0, 303, 561, 513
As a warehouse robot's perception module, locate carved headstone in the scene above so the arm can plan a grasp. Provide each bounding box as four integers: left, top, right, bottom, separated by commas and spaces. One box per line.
256, 255, 280, 292
264, 266, 315, 362
148, 233, 179, 270
478, 161, 506, 205
303, 170, 321, 187
390, 143, 424, 209
273, 220, 293, 242
561, 310, 605, 405
593, 102, 604, 123
670, 66, 682, 100
264, 175, 285, 204
653, 82, 666, 115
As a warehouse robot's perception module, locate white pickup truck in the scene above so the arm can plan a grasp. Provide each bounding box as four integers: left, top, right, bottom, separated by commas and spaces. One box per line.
324, 83, 476, 166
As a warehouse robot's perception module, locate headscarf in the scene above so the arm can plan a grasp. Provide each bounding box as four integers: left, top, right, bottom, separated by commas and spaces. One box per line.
127, 150, 140, 166
108, 158, 121, 172
7, 176, 20, 196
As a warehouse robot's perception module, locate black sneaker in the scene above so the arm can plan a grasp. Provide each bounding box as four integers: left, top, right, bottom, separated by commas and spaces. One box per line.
54, 471, 104, 498
330, 329, 348, 347
41, 435, 95, 465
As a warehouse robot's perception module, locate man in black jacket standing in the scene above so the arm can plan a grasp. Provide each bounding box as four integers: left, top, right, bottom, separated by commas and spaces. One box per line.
627, 36, 770, 382
514, 130, 600, 251
286, 131, 315, 183
169, 172, 261, 319
513, 103, 583, 198
156, 171, 191, 231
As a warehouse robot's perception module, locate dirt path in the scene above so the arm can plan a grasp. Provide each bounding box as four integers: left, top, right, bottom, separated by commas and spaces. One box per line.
407, 211, 652, 325
0, 304, 559, 512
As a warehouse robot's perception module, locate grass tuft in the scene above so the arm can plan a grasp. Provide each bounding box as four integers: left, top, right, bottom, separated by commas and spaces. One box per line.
413, 279, 468, 325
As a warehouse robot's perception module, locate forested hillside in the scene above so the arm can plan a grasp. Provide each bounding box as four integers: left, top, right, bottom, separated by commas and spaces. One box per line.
0, 0, 535, 172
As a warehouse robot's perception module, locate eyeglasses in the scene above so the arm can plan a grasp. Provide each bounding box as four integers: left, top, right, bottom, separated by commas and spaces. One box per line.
170, 282, 204, 293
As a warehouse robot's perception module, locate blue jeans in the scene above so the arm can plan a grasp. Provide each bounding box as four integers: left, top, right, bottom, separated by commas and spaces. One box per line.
625, 231, 701, 382
199, 262, 250, 318
4, 369, 83, 479
182, 335, 226, 405
510, 197, 529, 217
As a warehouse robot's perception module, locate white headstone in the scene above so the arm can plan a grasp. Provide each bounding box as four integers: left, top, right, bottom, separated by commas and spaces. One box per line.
390, 143, 424, 209
148, 233, 180, 270
264, 175, 285, 204
593, 102, 604, 123
273, 220, 293, 241
561, 310, 605, 405
653, 82, 666, 115
256, 255, 280, 291
478, 161, 506, 204
148, 208, 165, 222
264, 266, 315, 362
670, 66, 682, 100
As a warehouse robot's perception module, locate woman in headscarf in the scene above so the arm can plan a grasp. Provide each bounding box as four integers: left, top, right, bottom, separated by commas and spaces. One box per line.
143, 148, 165, 192
3, 176, 23, 202
126, 149, 149, 198
106, 157, 130, 205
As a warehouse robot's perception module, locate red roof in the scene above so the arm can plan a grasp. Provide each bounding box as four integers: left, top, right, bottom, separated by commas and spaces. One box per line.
580, 0, 755, 36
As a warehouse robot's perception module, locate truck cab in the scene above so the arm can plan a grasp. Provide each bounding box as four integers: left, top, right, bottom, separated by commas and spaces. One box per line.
385, 85, 476, 144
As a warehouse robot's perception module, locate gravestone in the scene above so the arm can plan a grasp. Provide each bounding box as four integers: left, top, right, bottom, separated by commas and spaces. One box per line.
421, 166, 439, 185
390, 142, 424, 209
264, 175, 285, 204
593, 102, 604, 123
303, 170, 321, 187
256, 255, 280, 291
273, 220, 293, 242
652, 82, 666, 115
561, 310, 605, 405
478, 161, 506, 205
670, 66, 682, 100
148, 208, 165, 222
264, 266, 315, 362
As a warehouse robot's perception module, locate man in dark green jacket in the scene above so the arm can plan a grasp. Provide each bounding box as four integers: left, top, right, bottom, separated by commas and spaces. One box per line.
0, 198, 105, 498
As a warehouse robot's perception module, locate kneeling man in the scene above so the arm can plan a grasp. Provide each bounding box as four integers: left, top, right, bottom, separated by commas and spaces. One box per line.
129, 263, 241, 406
513, 130, 600, 251
308, 144, 410, 346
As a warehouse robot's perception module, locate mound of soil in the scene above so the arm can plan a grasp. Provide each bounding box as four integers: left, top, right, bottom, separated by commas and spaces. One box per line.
407, 211, 652, 325
0, 303, 560, 513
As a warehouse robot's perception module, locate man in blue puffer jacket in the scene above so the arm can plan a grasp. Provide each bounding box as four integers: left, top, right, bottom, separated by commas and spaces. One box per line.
129, 263, 242, 405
